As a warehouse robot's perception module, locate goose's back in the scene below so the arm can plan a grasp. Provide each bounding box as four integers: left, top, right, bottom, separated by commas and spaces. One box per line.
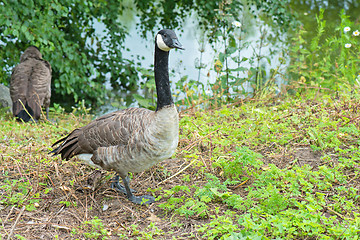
10, 58, 51, 118
53, 108, 155, 159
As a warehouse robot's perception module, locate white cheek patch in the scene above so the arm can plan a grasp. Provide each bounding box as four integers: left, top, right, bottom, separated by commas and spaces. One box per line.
156, 34, 171, 51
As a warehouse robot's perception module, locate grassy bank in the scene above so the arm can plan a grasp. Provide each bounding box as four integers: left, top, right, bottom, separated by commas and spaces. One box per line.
1, 92, 360, 239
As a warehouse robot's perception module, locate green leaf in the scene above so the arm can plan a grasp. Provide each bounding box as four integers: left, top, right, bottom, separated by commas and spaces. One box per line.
20, 25, 27, 33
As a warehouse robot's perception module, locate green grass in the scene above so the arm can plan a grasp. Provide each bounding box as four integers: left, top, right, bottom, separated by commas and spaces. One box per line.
1, 92, 360, 239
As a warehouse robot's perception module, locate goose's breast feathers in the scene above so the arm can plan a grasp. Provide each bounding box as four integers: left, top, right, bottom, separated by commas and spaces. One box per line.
92, 105, 179, 175
151, 104, 179, 158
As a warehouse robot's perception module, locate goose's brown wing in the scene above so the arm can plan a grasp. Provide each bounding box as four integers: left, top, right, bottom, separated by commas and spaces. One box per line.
10, 59, 52, 119
26, 59, 51, 119
10, 62, 29, 116
51, 108, 154, 160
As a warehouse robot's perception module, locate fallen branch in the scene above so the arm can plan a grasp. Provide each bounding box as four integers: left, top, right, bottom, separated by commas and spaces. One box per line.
157, 159, 196, 186
181, 129, 219, 152
7, 206, 25, 240
232, 179, 249, 190
18, 99, 36, 123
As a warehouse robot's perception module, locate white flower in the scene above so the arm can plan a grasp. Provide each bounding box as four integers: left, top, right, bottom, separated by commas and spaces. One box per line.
232, 21, 242, 28
344, 27, 351, 33
345, 43, 352, 48
353, 30, 359, 36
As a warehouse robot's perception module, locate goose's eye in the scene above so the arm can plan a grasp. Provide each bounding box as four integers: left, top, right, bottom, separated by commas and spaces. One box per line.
163, 34, 167, 38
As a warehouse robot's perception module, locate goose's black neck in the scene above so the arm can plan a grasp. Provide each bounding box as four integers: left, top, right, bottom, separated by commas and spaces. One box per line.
154, 45, 173, 111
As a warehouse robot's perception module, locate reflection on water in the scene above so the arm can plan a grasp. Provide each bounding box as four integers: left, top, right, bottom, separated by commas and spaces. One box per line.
96, 0, 360, 116
97, 14, 286, 115
289, 1, 360, 50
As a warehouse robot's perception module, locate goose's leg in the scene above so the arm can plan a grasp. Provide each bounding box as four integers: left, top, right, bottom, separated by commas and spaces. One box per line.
122, 175, 155, 205
111, 175, 136, 194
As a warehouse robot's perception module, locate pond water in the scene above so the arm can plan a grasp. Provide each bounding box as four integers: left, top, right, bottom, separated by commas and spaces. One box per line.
97, 14, 284, 115
96, 0, 360, 115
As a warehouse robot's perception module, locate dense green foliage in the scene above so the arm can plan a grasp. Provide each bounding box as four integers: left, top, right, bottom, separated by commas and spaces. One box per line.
1, 0, 359, 111
288, 9, 360, 91
0, 0, 133, 107
0, 0, 296, 109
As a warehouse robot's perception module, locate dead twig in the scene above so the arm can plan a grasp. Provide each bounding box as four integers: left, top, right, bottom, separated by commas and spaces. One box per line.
181, 129, 219, 152
340, 115, 360, 127
287, 158, 298, 170
2, 205, 15, 237
18, 99, 36, 123
7, 206, 25, 240
157, 159, 196, 186
3, 205, 15, 228
325, 206, 353, 221
232, 179, 249, 190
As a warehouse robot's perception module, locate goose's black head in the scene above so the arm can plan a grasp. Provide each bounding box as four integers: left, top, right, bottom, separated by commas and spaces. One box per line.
20, 46, 42, 62
156, 29, 184, 52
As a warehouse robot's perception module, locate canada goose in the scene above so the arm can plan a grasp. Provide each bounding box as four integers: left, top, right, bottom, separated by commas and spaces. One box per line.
10, 46, 52, 122
51, 29, 184, 205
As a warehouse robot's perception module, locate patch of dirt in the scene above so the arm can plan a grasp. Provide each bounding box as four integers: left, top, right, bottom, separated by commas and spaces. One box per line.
260, 143, 330, 170
293, 146, 323, 168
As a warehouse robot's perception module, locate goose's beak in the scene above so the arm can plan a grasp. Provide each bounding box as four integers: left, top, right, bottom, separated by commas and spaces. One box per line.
171, 38, 185, 50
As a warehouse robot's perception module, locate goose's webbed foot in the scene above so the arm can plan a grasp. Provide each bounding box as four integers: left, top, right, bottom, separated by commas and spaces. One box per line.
111, 175, 136, 194
121, 175, 155, 205
128, 194, 155, 205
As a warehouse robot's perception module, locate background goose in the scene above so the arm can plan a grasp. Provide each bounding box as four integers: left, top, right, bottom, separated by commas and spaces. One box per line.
51, 29, 184, 205
10, 46, 52, 122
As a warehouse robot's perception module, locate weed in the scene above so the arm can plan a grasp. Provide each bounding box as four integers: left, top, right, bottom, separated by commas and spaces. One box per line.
288, 9, 360, 92
14, 235, 27, 240
0, 177, 42, 211
73, 216, 109, 240
213, 146, 263, 179
127, 222, 164, 239
198, 211, 239, 239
